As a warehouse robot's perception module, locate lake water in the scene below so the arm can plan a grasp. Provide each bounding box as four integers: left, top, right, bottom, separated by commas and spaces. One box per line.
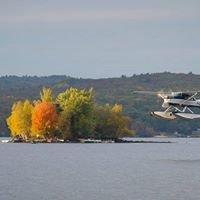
0, 138, 200, 200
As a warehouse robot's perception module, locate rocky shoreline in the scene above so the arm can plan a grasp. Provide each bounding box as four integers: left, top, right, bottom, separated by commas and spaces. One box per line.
1, 138, 172, 144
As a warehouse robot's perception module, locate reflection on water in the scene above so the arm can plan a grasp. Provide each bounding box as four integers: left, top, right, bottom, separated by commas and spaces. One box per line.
0, 138, 200, 200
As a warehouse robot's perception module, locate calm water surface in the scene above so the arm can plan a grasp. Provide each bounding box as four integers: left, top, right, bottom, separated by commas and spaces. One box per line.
0, 138, 200, 200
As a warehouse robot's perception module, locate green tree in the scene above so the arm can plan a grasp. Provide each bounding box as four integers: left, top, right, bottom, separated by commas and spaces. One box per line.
94, 104, 134, 139
57, 110, 71, 140
56, 88, 95, 140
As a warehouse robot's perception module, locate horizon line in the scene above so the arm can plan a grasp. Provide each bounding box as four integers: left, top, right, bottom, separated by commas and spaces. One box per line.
0, 71, 197, 79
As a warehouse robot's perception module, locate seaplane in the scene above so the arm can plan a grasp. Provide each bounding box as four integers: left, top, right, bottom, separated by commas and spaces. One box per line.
133, 91, 200, 120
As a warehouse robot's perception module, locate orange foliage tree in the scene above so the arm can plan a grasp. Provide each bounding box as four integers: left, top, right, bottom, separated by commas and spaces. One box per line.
31, 102, 58, 139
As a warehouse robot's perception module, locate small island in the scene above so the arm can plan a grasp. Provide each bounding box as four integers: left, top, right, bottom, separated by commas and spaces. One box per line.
7, 87, 135, 143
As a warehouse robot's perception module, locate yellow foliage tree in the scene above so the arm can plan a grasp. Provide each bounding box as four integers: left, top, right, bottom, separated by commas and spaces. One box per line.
7, 100, 33, 139
111, 104, 122, 114
40, 87, 53, 102
31, 102, 58, 139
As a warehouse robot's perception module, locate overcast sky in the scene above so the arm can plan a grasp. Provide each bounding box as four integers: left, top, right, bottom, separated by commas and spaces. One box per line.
0, 0, 199, 78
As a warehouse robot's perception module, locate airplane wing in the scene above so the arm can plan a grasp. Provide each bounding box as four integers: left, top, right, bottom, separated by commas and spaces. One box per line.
132, 91, 170, 98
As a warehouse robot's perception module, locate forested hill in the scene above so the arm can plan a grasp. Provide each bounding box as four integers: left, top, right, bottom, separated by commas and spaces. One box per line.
1, 72, 200, 137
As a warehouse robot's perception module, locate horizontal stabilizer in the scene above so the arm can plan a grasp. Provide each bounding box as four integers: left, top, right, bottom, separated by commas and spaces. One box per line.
175, 113, 200, 119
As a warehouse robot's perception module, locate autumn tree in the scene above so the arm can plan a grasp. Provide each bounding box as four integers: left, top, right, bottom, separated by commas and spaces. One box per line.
7, 100, 33, 139
31, 102, 58, 139
94, 104, 133, 139
40, 87, 53, 102
6, 87, 134, 141
56, 88, 95, 140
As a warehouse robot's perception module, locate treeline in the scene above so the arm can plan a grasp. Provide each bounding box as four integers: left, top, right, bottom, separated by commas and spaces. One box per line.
7, 87, 133, 141
1, 72, 200, 137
